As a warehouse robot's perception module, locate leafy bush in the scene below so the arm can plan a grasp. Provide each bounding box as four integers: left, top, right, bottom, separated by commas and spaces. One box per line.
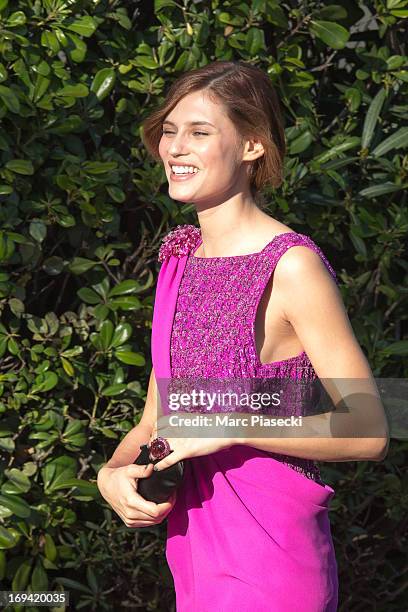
0, 0, 407, 610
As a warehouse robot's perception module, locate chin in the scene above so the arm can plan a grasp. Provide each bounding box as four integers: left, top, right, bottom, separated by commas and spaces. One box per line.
169, 190, 195, 202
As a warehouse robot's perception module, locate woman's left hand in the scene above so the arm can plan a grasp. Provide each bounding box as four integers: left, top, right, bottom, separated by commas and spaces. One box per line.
149, 415, 233, 471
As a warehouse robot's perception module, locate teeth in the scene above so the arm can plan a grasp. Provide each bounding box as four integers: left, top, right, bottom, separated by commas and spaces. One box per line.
171, 165, 199, 175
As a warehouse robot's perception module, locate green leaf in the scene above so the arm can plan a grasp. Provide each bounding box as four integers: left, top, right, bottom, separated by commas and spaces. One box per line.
155, 0, 177, 10
0, 84, 20, 112
33, 371, 58, 393
43, 256, 64, 275
12, 559, 31, 589
245, 27, 265, 55
91, 277, 110, 299
77, 287, 101, 304
93, 304, 110, 320
3, 468, 31, 493
390, 9, 408, 16
132, 56, 159, 69
7, 11, 26, 27
61, 357, 74, 376
289, 130, 313, 154
50, 478, 99, 496
0, 525, 21, 549
46, 115, 84, 135
313, 137, 361, 164
58, 83, 89, 98
386, 0, 404, 9
64, 433, 86, 448
361, 88, 387, 150
61, 346, 83, 358
33, 74, 51, 103
0, 62, 7, 82
0, 184, 13, 194
309, 20, 350, 49
318, 5, 348, 20
349, 230, 367, 257
106, 184, 126, 203
31, 559, 48, 591
0, 437, 15, 452
0, 550, 5, 579
109, 296, 141, 311
5, 159, 34, 175
41, 455, 77, 493
0, 505, 12, 519
29, 220, 47, 243
55, 577, 93, 594
99, 319, 114, 349
65, 16, 97, 37
111, 323, 132, 347
379, 341, 408, 356
0, 493, 31, 518
101, 383, 127, 396
63, 420, 84, 438
82, 161, 118, 174
41, 30, 60, 53
114, 350, 145, 366
66, 33, 87, 63
99, 427, 118, 439
371, 126, 408, 157
108, 280, 139, 297
69, 257, 97, 274
91, 68, 116, 101
359, 182, 404, 198
44, 534, 57, 562
218, 11, 243, 25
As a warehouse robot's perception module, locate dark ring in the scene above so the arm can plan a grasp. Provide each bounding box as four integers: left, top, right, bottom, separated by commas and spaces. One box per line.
149, 437, 172, 462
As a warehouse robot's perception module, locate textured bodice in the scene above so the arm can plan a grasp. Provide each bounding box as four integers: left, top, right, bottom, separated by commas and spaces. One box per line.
158, 224, 339, 484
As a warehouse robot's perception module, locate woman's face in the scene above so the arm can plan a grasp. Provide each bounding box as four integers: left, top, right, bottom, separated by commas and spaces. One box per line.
158, 89, 254, 207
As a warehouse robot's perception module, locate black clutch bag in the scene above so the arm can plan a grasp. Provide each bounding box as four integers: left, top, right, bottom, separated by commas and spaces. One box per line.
134, 444, 184, 504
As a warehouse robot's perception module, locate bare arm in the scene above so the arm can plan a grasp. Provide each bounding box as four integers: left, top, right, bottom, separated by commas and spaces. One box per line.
97, 368, 176, 525
241, 246, 390, 462
103, 367, 159, 469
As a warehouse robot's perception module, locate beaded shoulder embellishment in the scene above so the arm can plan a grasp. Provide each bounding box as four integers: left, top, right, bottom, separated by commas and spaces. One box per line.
158, 224, 202, 263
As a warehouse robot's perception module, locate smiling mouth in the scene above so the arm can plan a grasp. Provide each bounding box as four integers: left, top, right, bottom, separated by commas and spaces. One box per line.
170, 167, 200, 175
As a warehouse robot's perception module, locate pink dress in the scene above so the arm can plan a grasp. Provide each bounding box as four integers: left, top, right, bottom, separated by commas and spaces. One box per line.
151, 225, 339, 612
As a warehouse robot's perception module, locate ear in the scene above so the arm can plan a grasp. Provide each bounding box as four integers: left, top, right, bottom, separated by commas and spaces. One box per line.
242, 137, 265, 162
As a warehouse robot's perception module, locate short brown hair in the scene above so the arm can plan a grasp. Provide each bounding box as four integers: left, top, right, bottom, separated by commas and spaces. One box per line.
141, 60, 286, 208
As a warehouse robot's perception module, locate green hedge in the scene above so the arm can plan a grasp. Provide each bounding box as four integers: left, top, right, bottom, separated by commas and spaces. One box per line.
0, 0, 407, 610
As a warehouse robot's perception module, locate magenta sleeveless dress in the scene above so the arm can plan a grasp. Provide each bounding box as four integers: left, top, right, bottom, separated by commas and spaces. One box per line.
151, 225, 339, 612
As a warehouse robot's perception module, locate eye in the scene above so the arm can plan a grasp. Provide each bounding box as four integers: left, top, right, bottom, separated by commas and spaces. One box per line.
161, 130, 208, 136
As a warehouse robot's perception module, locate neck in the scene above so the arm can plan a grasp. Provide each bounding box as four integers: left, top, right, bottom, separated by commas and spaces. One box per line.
194, 195, 272, 258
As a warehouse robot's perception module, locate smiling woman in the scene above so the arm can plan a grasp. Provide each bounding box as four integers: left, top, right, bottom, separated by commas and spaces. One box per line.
141, 60, 286, 210
98, 60, 389, 612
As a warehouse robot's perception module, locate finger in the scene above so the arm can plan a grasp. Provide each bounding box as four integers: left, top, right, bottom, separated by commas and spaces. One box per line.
155, 496, 176, 515
126, 463, 154, 478
133, 488, 168, 517
126, 520, 159, 528
125, 505, 161, 521
153, 451, 180, 472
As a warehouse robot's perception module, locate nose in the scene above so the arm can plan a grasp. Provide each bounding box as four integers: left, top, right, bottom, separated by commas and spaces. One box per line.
168, 130, 189, 156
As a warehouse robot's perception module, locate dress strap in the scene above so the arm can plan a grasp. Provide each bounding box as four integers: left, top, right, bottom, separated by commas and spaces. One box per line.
263, 232, 339, 285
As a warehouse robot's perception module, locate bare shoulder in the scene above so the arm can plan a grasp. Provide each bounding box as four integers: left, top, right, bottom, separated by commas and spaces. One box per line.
273, 233, 339, 287
274, 242, 332, 279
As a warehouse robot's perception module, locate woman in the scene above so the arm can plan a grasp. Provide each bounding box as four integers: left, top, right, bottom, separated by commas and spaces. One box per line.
97, 61, 389, 611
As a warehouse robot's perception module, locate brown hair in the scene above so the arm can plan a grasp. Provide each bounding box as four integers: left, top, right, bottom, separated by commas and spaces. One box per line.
141, 60, 286, 208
